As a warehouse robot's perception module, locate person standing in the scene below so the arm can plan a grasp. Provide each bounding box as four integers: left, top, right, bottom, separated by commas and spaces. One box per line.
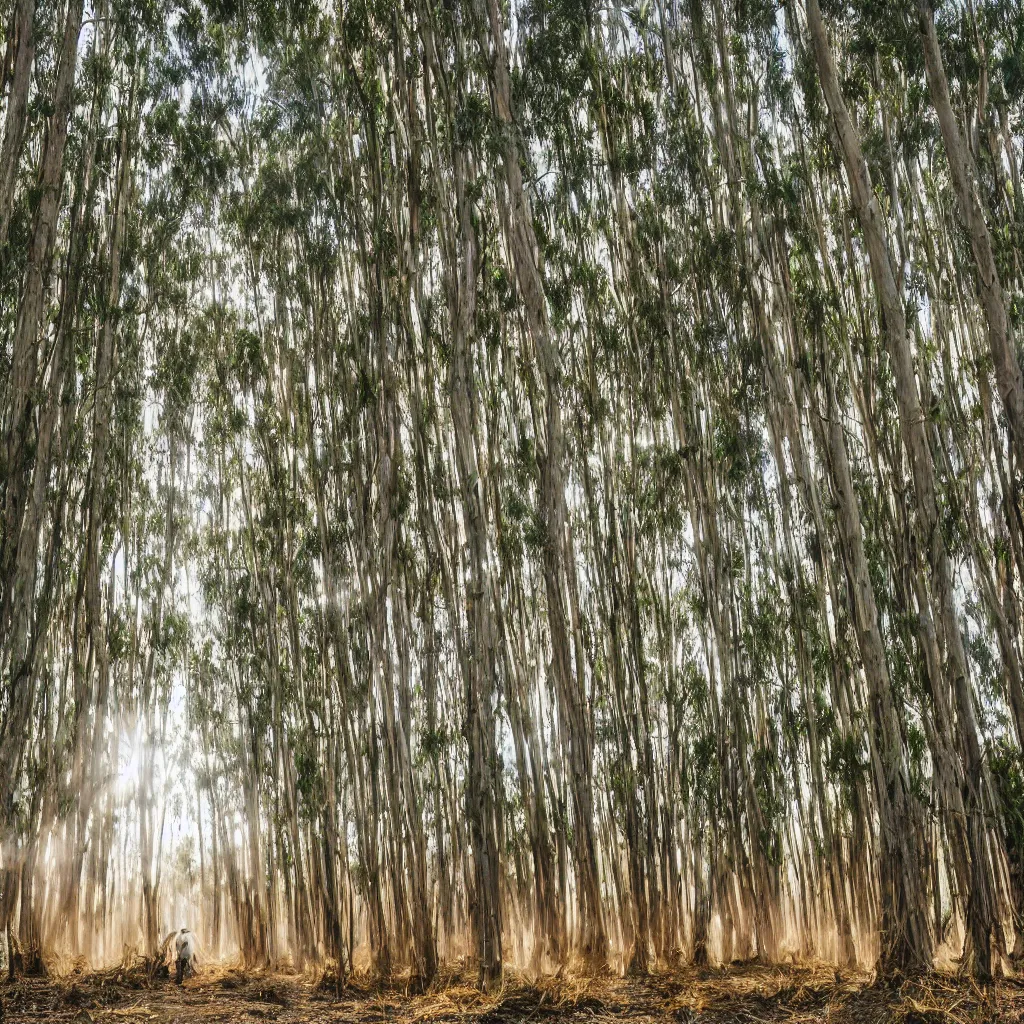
174, 927, 197, 984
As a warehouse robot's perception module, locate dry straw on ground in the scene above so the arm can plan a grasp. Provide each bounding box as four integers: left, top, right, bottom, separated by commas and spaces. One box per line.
1, 959, 1022, 1023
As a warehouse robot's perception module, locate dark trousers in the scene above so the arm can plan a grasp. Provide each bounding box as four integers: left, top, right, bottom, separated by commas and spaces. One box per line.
175, 956, 191, 984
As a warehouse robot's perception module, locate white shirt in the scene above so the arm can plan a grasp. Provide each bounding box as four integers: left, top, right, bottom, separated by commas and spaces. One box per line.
175, 930, 196, 961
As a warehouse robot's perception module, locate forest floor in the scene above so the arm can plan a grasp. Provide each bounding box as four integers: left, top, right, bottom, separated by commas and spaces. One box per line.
1, 958, 1022, 1024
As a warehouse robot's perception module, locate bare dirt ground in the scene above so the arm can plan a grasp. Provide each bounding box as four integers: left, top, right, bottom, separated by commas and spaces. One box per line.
1, 959, 1022, 1024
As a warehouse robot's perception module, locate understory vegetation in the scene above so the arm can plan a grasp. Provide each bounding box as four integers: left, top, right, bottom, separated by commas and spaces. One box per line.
2, 0, 1024, 991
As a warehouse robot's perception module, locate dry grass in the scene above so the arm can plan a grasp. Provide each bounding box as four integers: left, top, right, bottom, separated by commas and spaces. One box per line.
1, 958, 1022, 1023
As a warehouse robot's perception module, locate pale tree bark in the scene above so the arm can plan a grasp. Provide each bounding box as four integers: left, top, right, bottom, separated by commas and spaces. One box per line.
449, 150, 503, 988
0, 0, 35, 246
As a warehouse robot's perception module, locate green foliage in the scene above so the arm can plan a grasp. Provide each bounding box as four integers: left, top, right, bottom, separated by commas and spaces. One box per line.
991, 743, 1024, 910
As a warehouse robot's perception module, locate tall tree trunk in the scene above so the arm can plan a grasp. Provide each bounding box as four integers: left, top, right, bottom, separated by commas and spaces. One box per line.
0, 0, 35, 246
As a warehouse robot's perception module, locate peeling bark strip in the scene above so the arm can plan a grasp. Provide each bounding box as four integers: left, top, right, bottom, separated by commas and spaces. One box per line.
0, 0, 35, 248
823, 377, 933, 973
